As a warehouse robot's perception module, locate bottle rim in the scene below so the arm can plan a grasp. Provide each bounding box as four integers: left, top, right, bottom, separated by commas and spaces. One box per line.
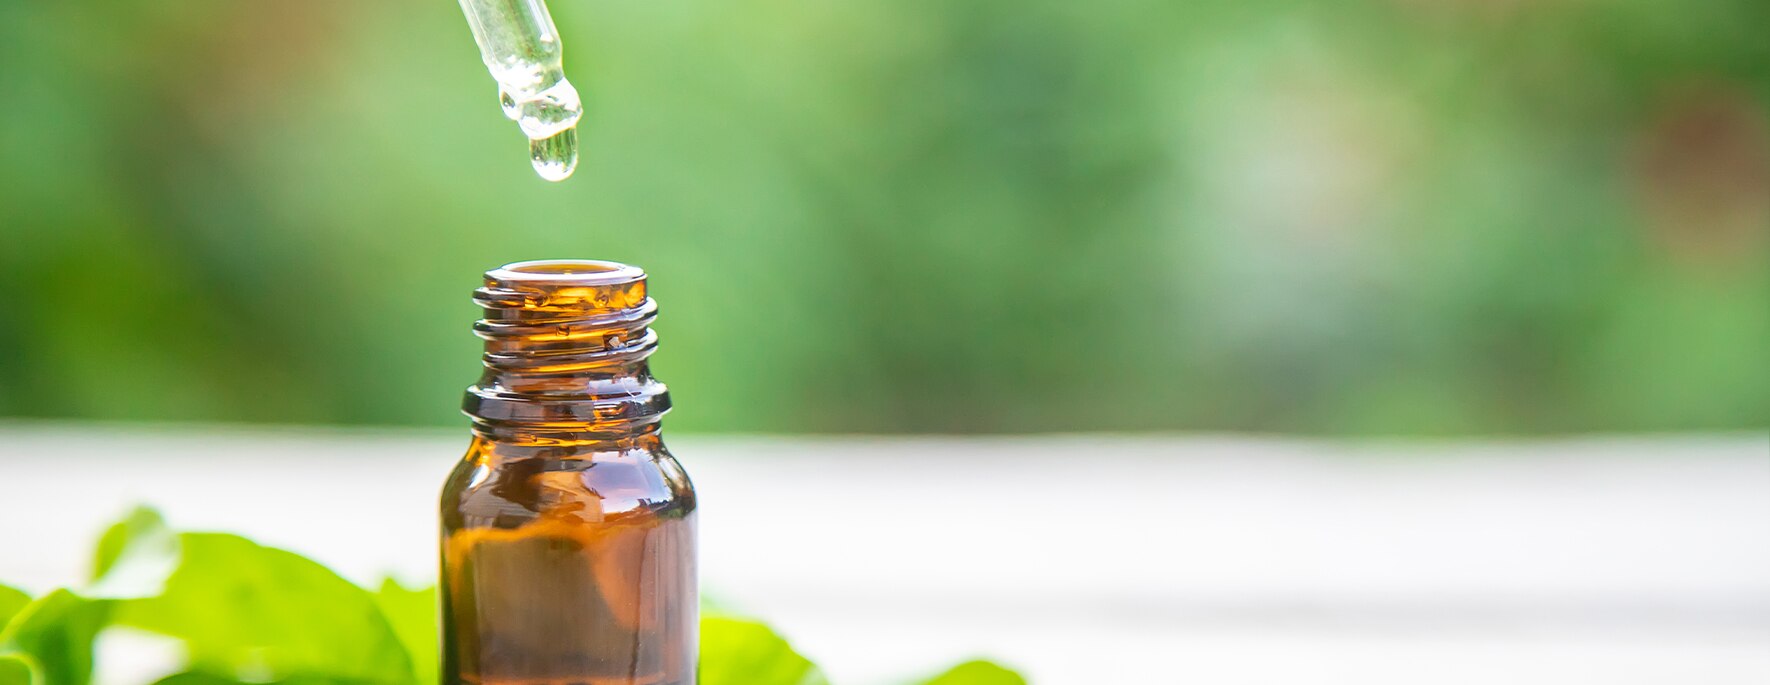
486, 259, 644, 286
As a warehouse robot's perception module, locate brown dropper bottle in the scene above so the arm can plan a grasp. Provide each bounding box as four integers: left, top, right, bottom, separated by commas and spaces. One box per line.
441, 260, 697, 685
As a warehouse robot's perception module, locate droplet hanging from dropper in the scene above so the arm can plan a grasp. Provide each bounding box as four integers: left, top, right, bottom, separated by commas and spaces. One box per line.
530, 127, 579, 182
456, 0, 583, 182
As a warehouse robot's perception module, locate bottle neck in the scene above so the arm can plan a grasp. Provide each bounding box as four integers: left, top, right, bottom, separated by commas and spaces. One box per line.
465, 426, 665, 463
462, 260, 671, 444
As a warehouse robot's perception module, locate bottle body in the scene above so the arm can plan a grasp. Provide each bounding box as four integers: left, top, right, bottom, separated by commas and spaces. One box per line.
441, 432, 697, 685
441, 260, 695, 685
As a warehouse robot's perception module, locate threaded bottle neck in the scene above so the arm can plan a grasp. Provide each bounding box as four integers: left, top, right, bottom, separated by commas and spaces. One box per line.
462, 260, 670, 442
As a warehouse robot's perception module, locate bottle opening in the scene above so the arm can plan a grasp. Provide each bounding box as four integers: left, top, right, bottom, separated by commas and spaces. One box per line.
476, 259, 649, 317
487, 259, 644, 286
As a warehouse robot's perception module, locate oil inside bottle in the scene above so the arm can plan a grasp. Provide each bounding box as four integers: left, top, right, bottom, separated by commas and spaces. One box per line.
442, 438, 696, 685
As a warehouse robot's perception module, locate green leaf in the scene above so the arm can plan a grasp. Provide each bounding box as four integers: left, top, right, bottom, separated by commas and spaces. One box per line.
114, 533, 413, 685
148, 670, 372, 685
147, 670, 372, 685
88, 508, 178, 600
371, 580, 435, 685
0, 589, 31, 685
145, 671, 241, 685
698, 616, 830, 685
0, 652, 40, 685
0, 586, 29, 630
918, 660, 1027, 685
0, 506, 185, 685
0, 591, 114, 685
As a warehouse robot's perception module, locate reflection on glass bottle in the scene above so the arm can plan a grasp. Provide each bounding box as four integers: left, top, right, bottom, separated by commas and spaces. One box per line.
442, 260, 696, 685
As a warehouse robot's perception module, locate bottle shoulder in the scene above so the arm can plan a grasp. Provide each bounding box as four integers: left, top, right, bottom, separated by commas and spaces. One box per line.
442, 443, 695, 530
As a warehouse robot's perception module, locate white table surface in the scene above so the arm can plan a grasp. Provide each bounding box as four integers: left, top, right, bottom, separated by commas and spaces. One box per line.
1, 424, 1766, 684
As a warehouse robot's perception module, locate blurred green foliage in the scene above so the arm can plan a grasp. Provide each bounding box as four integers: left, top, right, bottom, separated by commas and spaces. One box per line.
0, 508, 1020, 685
0, 0, 1765, 434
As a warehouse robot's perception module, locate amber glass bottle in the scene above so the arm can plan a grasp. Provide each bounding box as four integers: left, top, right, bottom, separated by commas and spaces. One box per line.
441, 260, 697, 685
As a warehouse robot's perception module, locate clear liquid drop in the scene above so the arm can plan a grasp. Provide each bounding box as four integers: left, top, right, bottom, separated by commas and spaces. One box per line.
529, 127, 579, 182
458, 0, 582, 181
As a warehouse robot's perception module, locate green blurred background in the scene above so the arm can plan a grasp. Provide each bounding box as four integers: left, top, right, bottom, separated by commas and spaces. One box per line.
0, 0, 1765, 434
